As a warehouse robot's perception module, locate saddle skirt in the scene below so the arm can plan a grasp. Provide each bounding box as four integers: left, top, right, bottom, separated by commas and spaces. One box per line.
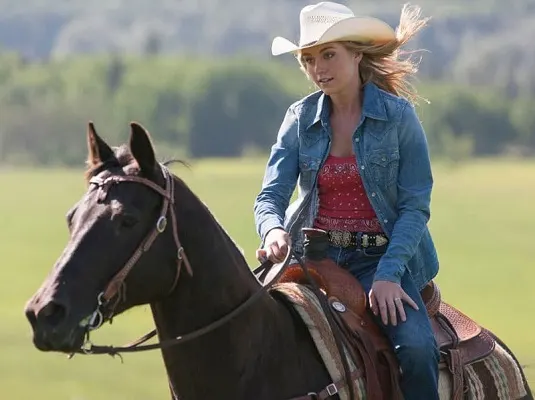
277, 260, 494, 351
271, 279, 528, 400
274, 252, 497, 399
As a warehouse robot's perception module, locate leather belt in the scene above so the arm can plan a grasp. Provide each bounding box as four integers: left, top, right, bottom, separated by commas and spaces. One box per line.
327, 230, 389, 249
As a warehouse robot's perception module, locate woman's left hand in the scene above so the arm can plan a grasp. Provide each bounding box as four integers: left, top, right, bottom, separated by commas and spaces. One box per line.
369, 280, 419, 326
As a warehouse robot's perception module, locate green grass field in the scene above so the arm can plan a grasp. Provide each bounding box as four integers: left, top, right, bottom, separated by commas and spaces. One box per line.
1, 158, 534, 399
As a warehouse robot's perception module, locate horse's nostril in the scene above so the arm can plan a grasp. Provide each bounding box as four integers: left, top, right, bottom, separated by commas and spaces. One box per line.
38, 301, 68, 328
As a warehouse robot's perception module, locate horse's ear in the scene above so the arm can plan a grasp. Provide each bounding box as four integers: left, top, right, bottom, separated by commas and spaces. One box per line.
87, 121, 114, 166
129, 122, 157, 174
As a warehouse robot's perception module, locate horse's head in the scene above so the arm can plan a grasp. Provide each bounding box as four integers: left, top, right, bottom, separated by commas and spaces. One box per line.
24, 122, 188, 353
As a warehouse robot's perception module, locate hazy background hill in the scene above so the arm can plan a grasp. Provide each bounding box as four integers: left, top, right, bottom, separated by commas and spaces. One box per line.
2, 0, 535, 95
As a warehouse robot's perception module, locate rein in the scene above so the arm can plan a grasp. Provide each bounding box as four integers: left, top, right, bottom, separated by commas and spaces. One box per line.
74, 256, 290, 356
72, 165, 292, 357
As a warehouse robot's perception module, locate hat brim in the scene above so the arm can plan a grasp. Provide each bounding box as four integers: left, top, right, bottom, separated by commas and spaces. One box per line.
271, 16, 396, 56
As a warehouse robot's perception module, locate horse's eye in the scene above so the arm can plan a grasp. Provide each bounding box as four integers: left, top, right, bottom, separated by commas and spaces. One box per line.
119, 214, 139, 228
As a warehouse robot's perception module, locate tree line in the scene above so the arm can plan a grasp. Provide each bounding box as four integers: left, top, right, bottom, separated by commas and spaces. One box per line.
0, 52, 533, 167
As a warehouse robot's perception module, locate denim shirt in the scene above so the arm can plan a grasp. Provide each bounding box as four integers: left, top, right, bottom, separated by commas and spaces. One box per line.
253, 82, 439, 291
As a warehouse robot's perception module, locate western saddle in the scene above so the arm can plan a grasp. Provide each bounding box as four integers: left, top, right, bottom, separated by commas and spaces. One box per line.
269, 228, 496, 400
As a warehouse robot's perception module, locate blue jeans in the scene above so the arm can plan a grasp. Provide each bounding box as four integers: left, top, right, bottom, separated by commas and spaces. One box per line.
326, 244, 440, 400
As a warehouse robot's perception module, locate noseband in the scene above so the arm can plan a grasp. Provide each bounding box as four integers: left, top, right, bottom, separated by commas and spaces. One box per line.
73, 164, 290, 357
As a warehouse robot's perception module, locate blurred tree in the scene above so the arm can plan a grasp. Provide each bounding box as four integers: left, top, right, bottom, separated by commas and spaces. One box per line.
0, 53, 534, 165
106, 54, 126, 95
188, 64, 293, 158
143, 32, 162, 56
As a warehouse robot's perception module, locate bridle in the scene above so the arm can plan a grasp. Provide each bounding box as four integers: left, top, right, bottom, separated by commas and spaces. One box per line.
91, 165, 192, 312
72, 164, 290, 357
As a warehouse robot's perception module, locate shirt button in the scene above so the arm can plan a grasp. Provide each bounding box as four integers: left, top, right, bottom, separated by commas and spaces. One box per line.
381, 156, 386, 161
384, 219, 388, 223
371, 192, 376, 197
361, 166, 365, 170
355, 137, 360, 142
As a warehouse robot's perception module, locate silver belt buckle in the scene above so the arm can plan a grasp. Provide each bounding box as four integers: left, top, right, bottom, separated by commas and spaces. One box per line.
362, 233, 388, 247
376, 234, 388, 246
329, 230, 352, 247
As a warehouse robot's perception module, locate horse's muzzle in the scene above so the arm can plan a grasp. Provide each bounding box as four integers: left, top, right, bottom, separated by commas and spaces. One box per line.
24, 296, 84, 353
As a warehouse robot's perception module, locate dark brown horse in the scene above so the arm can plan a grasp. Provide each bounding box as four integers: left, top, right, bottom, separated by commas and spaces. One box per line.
24, 122, 335, 400
25, 122, 532, 400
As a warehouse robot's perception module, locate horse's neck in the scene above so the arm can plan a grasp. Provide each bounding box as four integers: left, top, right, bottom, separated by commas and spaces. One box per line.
148, 246, 281, 398
148, 181, 329, 399
150, 185, 269, 397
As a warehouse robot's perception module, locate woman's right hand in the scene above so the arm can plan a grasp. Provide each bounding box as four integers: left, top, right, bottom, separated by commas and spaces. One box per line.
256, 228, 291, 263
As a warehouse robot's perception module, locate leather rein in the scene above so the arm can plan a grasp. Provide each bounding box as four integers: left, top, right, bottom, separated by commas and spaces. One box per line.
71, 165, 292, 357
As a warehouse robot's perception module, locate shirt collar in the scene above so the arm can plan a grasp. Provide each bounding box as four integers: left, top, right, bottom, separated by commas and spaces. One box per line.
307, 81, 388, 130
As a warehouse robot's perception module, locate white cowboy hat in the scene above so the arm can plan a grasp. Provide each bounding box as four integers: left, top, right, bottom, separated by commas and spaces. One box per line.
271, 2, 396, 56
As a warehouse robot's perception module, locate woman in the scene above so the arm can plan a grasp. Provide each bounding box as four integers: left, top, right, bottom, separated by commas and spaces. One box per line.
253, 2, 440, 399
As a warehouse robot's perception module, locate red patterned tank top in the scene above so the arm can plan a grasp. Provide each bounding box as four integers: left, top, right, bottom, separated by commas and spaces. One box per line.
313, 154, 383, 232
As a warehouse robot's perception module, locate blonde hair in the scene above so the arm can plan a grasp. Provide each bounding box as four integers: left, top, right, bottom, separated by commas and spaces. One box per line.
298, 4, 430, 105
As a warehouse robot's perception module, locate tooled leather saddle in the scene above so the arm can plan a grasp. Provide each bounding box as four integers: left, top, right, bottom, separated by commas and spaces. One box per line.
262, 228, 496, 400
